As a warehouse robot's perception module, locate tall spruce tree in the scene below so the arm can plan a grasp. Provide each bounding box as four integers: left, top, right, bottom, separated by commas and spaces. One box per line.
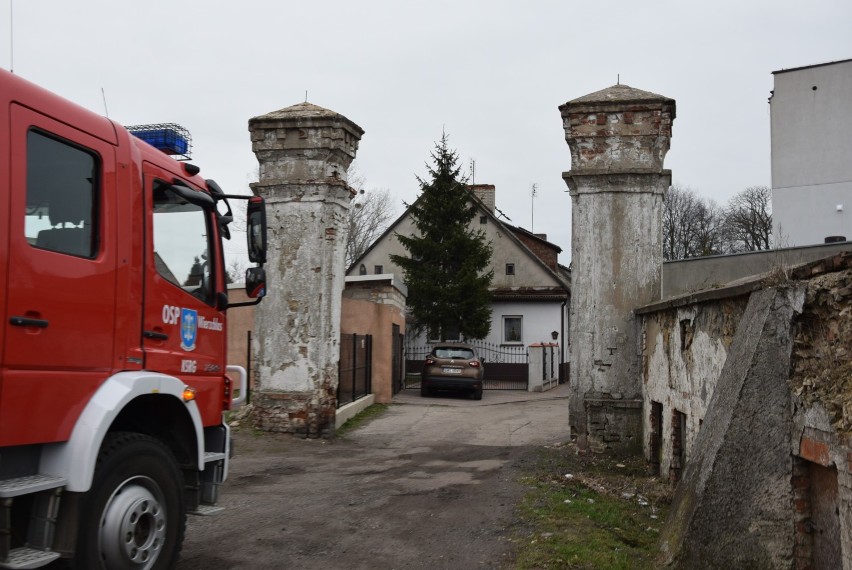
391, 135, 493, 341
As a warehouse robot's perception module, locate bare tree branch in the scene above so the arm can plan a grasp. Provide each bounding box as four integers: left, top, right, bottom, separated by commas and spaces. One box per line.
722, 185, 773, 252
663, 184, 724, 260
345, 162, 396, 268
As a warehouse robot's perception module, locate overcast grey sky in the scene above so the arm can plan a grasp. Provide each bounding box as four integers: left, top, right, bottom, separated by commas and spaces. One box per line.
4, 0, 851, 263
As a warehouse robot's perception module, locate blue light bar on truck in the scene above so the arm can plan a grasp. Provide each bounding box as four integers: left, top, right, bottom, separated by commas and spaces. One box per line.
126, 123, 192, 160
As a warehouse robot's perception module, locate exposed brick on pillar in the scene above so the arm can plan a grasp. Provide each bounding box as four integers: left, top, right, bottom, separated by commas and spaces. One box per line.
559, 84, 675, 444
248, 102, 363, 437
792, 457, 814, 570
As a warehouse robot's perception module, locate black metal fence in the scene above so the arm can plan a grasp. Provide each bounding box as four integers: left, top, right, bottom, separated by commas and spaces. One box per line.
404, 340, 529, 390
338, 334, 372, 407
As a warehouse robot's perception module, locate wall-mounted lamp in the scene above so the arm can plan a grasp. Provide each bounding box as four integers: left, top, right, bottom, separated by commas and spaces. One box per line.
837, 204, 844, 212
551, 331, 559, 340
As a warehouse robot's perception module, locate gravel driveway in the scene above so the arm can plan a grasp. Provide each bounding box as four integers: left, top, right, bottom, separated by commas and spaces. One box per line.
178, 385, 570, 570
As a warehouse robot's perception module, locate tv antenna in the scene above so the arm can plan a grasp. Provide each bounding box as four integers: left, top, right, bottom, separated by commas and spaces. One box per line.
530, 183, 538, 231
469, 158, 476, 185
9, 0, 14, 73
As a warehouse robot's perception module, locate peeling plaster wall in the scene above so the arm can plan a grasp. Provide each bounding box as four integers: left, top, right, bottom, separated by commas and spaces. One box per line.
257, 188, 351, 394
642, 297, 748, 477
560, 85, 675, 441
248, 103, 362, 437
569, 183, 666, 443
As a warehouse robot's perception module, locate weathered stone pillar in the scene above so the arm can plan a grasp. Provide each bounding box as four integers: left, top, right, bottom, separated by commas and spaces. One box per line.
560, 85, 675, 449
248, 102, 364, 437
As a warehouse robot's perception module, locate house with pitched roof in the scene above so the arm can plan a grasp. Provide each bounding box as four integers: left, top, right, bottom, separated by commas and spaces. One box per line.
346, 184, 570, 378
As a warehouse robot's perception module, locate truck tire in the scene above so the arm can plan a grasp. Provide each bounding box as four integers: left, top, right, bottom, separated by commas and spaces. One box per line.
75, 432, 186, 570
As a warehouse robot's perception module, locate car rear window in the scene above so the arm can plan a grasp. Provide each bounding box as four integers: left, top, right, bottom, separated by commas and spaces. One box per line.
433, 348, 475, 359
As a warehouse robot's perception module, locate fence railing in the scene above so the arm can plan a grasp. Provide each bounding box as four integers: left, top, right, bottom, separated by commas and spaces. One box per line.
405, 341, 528, 368
404, 340, 530, 390
338, 333, 372, 407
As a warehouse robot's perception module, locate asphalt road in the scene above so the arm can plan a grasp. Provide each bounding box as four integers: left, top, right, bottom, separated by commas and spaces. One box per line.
178, 384, 571, 570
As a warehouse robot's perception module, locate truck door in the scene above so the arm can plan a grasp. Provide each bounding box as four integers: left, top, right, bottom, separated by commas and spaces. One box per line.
1, 106, 117, 446
141, 163, 227, 423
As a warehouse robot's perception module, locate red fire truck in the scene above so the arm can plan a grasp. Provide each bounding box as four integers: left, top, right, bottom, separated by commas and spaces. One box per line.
0, 68, 267, 569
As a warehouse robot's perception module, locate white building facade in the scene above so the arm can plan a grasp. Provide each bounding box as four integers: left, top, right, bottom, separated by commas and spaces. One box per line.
771, 59, 852, 246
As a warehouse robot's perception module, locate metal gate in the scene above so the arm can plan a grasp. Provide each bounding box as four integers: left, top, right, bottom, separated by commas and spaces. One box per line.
404, 341, 528, 390
338, 333, 372, 407
391, 324, 404, 395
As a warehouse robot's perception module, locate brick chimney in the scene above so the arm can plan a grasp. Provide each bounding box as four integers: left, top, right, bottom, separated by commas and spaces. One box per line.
469, 184, 495, 212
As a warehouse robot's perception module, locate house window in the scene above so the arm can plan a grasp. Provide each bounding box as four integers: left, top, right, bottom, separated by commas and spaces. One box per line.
480, 215, 487, 224
359, 264, 367, 275
374, 265, 383, 274
503, 316, 522, 343
505, 263, 515, 276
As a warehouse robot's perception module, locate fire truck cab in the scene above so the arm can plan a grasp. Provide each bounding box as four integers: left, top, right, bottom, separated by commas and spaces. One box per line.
0, 68, 267, 569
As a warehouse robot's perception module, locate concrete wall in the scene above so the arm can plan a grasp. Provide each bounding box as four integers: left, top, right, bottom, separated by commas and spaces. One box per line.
663, 241, 852, 298
340, 275, 406, 404
771, 59, 852, 246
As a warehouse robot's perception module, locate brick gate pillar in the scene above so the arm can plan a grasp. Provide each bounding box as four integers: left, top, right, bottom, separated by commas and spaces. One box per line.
559, 84, 675, 448
248, 102, 364, 436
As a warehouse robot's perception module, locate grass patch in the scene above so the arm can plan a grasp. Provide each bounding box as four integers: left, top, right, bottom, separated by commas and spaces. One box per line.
512, 442, 672, 569
335, 403, 389, 436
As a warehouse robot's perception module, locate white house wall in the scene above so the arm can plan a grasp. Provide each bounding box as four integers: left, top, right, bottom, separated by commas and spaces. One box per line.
486, 301, 566, 348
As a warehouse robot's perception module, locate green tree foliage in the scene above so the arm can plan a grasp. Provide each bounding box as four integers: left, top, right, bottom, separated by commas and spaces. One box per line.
391, 135, 493, 341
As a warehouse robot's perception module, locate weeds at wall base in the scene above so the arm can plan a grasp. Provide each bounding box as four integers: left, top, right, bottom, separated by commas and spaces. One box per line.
512, 442, 672, 569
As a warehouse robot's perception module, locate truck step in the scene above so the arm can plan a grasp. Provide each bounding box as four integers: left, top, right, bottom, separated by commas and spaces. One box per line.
0, 546, 60, 570
204, 451, 226, 463
0, 475, 66, 498
188, 504, 225, 516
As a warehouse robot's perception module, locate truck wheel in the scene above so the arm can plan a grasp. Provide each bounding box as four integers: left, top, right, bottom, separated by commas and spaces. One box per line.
75, 432, 186, 570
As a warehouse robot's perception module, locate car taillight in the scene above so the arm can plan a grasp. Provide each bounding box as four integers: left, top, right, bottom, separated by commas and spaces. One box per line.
469, 361, 480, 368
425, 358, 436, 366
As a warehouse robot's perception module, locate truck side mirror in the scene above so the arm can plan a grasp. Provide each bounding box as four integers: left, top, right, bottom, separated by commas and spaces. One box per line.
245, 267, 266, 299
247, 197, 267, 264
